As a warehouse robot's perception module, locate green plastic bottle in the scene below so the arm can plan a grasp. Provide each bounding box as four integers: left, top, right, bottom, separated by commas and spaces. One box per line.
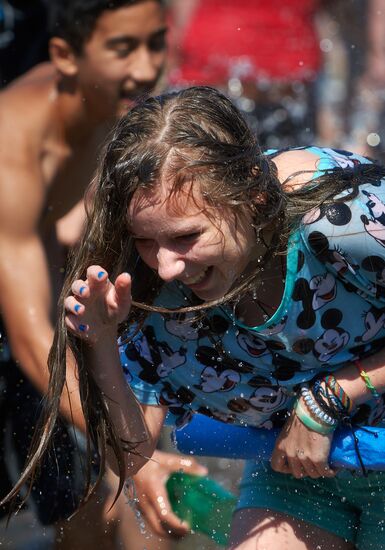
166, 472, 237, 546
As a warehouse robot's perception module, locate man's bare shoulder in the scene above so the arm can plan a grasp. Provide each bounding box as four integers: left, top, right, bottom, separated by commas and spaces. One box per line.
0, 63, 58, 146
0, 65, 60, 228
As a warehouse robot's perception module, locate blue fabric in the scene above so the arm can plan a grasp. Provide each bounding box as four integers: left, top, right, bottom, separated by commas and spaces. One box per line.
237, 463, 385, 548
173, 413, 385, 470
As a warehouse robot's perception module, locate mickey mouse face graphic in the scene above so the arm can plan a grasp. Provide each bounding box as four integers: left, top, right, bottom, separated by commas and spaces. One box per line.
248, 385, 289, 413
308, 232, 358, 277
226, 377, 289, 428
310, 273, 337, 310
196, 365, 241, 393
322, 148, 360, 169
156, 345, 187, 377
363, 190, 385, 224
237, 332, 269, 358
313, 309, 349, 362
361, 190, 385, 247
164, 312, 201, 341
314, 328, 349, 362
165, 313, 230, 342
355, 307, 385, 343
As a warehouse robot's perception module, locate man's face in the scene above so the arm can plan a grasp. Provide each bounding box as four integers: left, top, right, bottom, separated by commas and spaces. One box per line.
75, 1, 167, 119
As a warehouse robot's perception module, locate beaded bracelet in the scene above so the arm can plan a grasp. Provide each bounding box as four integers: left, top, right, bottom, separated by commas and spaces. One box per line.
354, 360, 382, 403
323, 374, 353, 414
300, 385, 338, 426
294, 399, 336, 435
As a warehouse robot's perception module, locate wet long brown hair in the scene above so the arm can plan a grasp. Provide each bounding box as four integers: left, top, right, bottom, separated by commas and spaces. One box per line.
5, 86, 385, 510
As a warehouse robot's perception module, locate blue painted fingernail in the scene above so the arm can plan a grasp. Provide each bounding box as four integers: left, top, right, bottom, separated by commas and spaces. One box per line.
97, 271, 105, 279
79, 324, 87, 332
74, 304, 81, 313
79, 286, 86, 295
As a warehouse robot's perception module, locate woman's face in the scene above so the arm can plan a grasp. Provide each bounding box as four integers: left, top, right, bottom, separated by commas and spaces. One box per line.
128, 179, 258, 301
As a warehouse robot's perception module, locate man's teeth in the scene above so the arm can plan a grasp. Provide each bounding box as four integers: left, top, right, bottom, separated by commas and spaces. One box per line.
185, 268, 208, 285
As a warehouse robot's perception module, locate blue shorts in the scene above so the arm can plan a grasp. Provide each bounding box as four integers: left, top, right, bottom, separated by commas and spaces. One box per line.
237, 460, 385, 549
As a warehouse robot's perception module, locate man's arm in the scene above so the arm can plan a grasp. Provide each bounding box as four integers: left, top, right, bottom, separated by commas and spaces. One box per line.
0, 113, 85, 431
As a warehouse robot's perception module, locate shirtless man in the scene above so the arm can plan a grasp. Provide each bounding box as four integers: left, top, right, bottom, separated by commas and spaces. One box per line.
0, 1, 203, 547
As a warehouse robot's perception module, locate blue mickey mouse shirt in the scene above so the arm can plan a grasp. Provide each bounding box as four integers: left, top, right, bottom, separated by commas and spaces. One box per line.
119, 146, 385, 430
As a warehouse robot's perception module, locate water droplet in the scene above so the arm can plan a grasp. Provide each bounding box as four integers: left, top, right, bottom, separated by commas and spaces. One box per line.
367, 133, 381, 147
320, 38, 333, 52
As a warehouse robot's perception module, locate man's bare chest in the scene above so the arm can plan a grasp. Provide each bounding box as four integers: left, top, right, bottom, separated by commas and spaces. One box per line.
40, 140, 98, 226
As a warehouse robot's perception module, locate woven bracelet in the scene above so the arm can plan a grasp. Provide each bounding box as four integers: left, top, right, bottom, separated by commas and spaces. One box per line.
323, 374, 353, 414
354, 360, 381, 403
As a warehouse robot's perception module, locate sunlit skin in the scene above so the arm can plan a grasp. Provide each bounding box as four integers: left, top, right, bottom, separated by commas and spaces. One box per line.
75, 0, 167, 119
128, 179, 259, 301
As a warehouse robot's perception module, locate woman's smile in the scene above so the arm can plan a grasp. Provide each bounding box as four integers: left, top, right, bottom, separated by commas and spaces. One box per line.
182, 266, 212, 288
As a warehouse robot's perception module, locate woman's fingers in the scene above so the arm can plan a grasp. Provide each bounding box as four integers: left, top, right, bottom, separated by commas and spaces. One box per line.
114, 272, 132, 300
110, 272, 132, 313
311, 458, 336, 478
64, 267, 133, 341
65, 296, 84, 315
86, 265, 109, 291
270, 451, 290, 474
272, 451, 335, 479
64, 312, 89, 336
141, 493, 190, 538
137, 497, 188, 539
71, 279, 89, 298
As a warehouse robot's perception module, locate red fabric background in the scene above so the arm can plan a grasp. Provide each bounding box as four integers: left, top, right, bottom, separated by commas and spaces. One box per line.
170, 0, 322, 85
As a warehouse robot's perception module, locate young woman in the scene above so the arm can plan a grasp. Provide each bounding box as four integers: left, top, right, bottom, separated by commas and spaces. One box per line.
19, 86, 385, 549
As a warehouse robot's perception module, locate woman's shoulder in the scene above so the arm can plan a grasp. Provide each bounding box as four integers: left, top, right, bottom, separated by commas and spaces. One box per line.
266, 146, 374, 192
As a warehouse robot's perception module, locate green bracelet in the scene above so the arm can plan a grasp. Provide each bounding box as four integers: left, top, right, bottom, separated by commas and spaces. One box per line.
294, 399, 336, 435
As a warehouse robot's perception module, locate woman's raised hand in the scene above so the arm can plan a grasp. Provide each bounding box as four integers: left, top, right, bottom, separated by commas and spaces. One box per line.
64, 266, 132, 345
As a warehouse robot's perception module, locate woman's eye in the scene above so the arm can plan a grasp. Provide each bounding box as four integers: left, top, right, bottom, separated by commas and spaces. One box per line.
175, 233, 200, 243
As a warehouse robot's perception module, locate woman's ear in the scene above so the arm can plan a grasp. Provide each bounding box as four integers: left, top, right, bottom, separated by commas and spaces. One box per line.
49, 37, 79, 77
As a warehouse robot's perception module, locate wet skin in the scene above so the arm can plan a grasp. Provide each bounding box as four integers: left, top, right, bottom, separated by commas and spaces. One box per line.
75, 0, 167, 120
129, 179, 258, 302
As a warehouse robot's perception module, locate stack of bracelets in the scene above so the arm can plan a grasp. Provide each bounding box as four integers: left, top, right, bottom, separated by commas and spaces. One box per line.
294, 361, 382, 475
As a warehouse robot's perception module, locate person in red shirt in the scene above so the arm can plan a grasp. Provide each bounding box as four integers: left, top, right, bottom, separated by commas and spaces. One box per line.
168, 0, 322, 149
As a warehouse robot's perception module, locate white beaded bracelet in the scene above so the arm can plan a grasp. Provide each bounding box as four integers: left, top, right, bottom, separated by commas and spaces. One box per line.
300, 385, 338, 426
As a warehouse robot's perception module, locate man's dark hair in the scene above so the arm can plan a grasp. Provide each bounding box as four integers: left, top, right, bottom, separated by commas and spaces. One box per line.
49, 0, 163, 55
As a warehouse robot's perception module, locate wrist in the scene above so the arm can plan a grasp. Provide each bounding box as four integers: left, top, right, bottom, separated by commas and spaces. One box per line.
79, 324, 119, 348
294, 396, 337, 435
300, 385, 339, 428
83, 337, 124, 386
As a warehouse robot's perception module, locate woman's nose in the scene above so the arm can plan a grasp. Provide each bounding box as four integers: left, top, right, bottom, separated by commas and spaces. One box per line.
156, 247, 185, 282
